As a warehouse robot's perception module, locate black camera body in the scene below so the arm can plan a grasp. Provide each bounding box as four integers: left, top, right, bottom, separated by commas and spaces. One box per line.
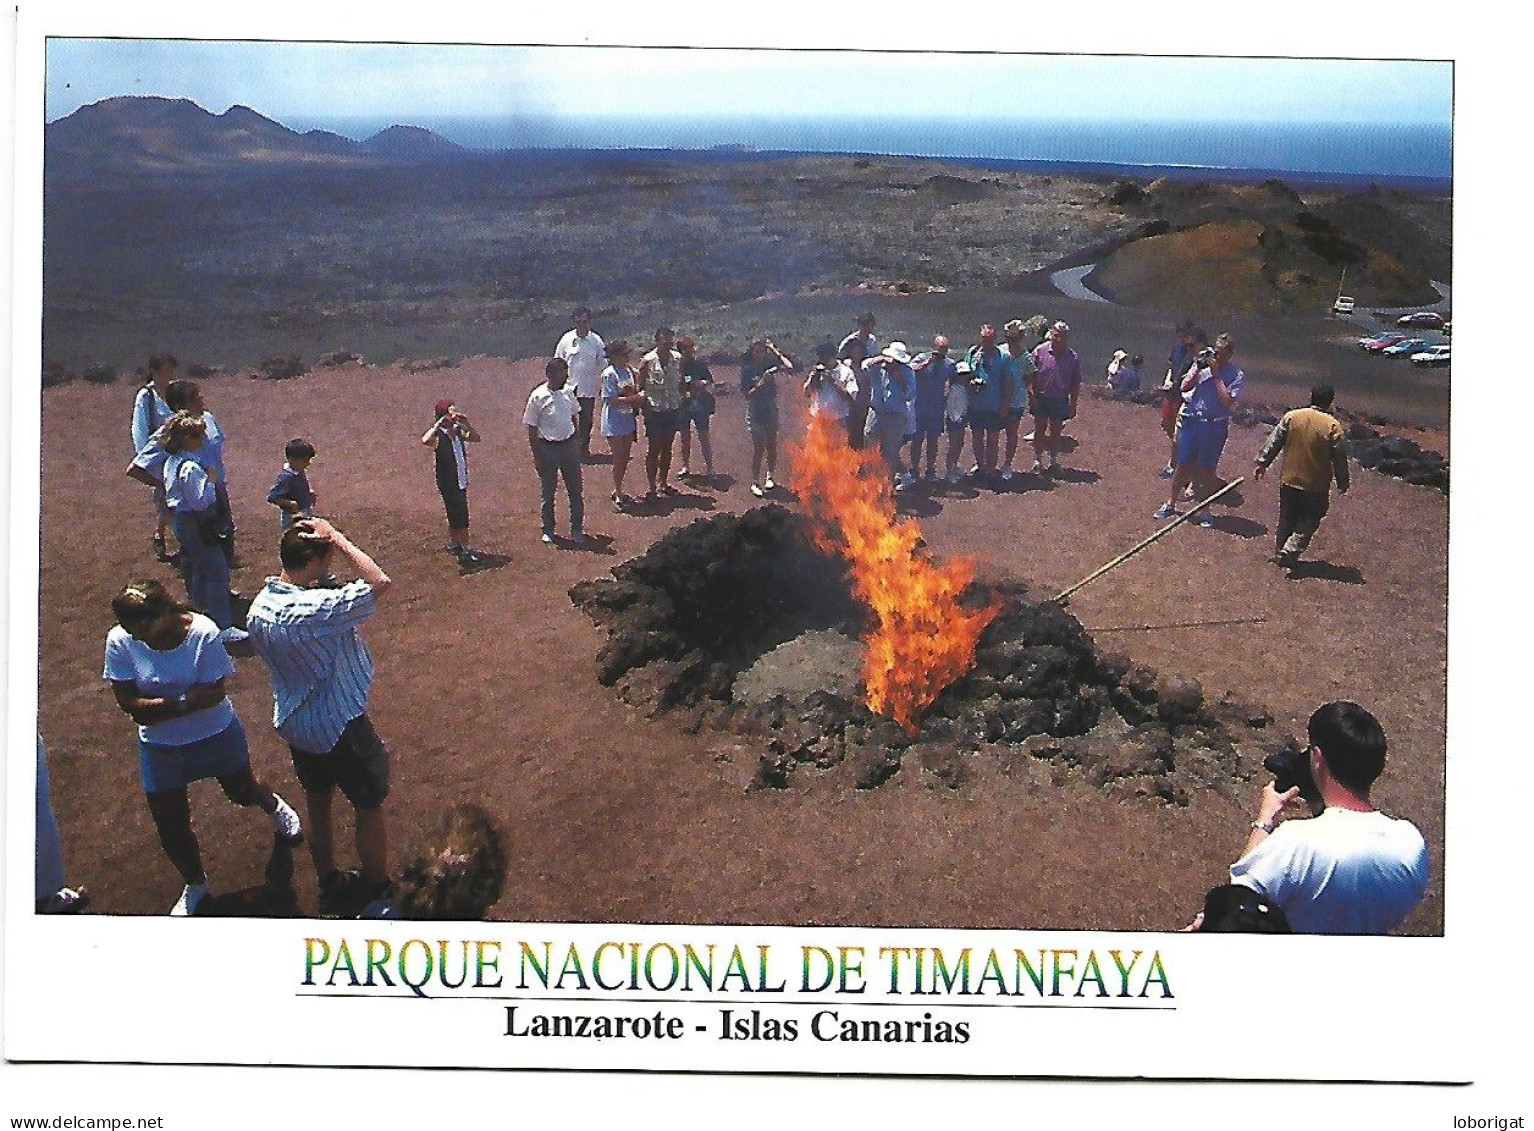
1262, 744, 1325, 813
1195, 346, 1218, 367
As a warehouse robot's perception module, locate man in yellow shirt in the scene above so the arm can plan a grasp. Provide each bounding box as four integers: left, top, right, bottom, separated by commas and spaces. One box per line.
1253, 384, 1351, 568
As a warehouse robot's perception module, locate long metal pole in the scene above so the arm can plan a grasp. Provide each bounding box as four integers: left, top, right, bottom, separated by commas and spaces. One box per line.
1053, 476, 1246, 603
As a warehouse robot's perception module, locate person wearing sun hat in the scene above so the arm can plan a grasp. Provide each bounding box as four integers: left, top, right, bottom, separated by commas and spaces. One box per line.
862, 340, 917, 489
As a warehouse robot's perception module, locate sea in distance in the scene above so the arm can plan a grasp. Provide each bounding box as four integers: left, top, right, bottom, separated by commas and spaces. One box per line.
291, 113, 1453, 190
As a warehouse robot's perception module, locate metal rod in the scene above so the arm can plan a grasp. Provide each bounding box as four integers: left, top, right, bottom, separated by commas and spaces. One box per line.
1088, 615, 1268, 633
1053, 476, 1246, 603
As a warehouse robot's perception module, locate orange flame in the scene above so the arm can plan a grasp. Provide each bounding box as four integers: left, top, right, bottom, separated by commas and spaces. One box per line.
792, 411, 999, 733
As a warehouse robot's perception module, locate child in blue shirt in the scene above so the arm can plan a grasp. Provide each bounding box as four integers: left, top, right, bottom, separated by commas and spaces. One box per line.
267, 439, 317, 529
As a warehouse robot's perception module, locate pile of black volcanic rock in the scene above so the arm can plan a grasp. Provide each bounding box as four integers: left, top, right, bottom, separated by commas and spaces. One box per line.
570, 506, 1299, 804
1339, 420, 1448, 493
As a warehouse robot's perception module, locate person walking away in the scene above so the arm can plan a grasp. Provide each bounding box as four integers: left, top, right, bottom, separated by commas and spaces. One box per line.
600, 340, 645, 511
525, 358, 585, 544
36, 737, 90, 913
160, 414, 246, 644
910, 335, 955, 481
1254, 383, 1350, 568
105, 579, 303, 915
267, 438, 318, 530
421, 399, 483, 563
1029, 321, 1082, 476
132, 352, 177, 561
676, 335, 717, 479
245, 518, 395, 914
1155, 332, 1244, 527
554, 306, 606, 461
742, 338, 793, 497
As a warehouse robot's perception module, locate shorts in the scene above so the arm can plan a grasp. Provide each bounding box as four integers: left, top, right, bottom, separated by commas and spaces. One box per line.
1004, 406, 1026, 425
968, 408, 1002, 432
912, 411, 944, 440
139, 717, 250, 795
1175, 416, 1230, 470
438, 483, 470, 529
644, 408, 682, 438
1032, 394, 1072, 423
289, 713, 391, 810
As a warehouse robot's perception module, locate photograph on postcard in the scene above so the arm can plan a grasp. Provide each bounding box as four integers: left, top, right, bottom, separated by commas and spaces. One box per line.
9, 25, 1456, 1082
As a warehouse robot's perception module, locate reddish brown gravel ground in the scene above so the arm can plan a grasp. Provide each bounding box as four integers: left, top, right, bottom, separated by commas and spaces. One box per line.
36, 356, 1446, 932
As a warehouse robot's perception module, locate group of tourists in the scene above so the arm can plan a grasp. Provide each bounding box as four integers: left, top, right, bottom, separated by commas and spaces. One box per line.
71, 295, 1380, 925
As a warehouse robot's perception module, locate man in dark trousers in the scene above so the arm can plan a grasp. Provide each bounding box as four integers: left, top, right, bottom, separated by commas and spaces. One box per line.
1253, 383, 1350, 568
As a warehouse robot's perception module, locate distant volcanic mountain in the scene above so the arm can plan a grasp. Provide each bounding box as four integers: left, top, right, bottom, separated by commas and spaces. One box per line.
45, 96, 463, 179
1085, 176, 1448, 312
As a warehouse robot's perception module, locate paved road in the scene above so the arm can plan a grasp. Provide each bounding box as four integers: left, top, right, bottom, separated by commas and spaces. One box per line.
1050, 264, 1112, 304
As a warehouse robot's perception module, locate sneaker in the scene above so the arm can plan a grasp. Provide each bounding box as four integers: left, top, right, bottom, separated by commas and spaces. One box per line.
677, 466, 690, 478
750, 483, 765, 498
1153, 503, 1180, 520
1001, 467, 1014, 481
153, 534, 170, 562
217, 626, 249, 645
894, 477, 908, 493
1277, 551, 1299, 568
764, 476, 777, 491
170, 877, 209, 917
1158, 465, 1175, 480
572, 532, 587, 546
540, 531, 554, 544
967, 463, 981, 477
1022, 431, 1036, 442
270, 793, 304, 845
1029, 460, 1043, 474
446, 542, 463, 555
36, 886, 90, 914
612, 494, 625, 513
461, 550, 484, 565
1193, 511, 1215, 529
660, 484, 680, 496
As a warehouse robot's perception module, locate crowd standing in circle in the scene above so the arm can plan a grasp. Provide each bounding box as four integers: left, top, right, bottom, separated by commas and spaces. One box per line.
72, 308, 1403, 927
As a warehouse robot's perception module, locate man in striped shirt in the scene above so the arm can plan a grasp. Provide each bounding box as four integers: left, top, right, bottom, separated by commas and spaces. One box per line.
246, 517, 393, 911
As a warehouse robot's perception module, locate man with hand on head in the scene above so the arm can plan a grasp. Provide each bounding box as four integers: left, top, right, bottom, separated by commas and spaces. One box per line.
245, 517, 394, 915
1229, 701, 1429, 935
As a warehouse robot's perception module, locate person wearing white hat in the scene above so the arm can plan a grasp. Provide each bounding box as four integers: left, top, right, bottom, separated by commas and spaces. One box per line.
862, 341, 917, 489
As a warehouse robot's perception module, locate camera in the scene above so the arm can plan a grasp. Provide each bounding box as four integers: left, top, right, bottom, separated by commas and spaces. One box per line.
1195, 346, 1217, 367
1262, 744, 1325, 813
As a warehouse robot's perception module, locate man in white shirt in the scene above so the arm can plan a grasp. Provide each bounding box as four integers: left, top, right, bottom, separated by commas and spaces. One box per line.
1229, 701, 1430, 934
524, 357, 584, 545
804, 340, 858, 422
553, 306, 606, 462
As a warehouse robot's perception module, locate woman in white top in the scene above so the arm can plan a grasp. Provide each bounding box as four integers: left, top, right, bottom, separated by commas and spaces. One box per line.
161, 413, 243, 643
599, 340, 645, 511
104, 579, 303, 915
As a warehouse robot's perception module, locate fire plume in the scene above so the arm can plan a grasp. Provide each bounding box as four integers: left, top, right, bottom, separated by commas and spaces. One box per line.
793, 411, 999, 733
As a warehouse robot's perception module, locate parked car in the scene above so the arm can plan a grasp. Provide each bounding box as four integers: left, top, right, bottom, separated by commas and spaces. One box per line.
1382, 338, 1429, 356
1361, 333, 1410, 352
1396, 311, 1446, 328
1333, 295, 1355, 316
1410, 344, 1451, 366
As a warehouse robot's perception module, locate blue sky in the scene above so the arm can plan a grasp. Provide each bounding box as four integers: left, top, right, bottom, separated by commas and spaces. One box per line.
45, 40, 1452, 131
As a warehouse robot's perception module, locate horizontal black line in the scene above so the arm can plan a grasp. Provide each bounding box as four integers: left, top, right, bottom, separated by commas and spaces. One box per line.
295, 992, 1174, 1012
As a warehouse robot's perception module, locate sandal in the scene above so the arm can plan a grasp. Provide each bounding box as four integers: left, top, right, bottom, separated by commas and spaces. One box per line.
36, 886, 90, 914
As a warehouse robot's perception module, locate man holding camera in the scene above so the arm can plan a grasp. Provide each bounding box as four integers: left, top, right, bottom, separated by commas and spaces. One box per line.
1155, 331, 1242, 527
804, 340, 858, 423
1230, 701, 1429, 934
